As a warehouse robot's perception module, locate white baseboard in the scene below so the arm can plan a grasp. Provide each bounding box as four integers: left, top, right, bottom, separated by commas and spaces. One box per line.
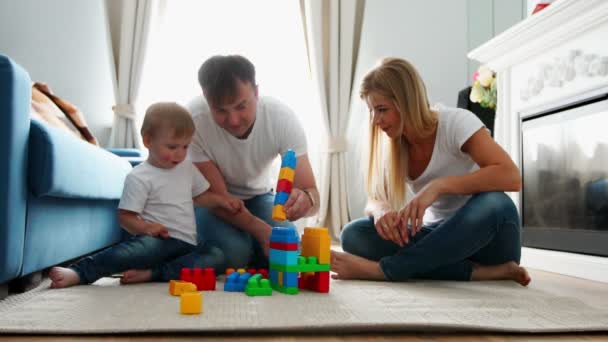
521, 247, 608, 283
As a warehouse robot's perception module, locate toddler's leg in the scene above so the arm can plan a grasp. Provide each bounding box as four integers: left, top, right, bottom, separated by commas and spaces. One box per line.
147, 244, 225, 282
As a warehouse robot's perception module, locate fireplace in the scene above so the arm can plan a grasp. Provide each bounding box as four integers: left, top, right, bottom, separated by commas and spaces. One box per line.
520, 92, 608, 256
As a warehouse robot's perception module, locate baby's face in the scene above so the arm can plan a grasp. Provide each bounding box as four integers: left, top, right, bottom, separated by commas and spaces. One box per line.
145, 129, 192, 169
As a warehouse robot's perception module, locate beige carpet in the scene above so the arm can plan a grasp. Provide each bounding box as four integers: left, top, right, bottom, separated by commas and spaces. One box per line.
0, 277, 607, 334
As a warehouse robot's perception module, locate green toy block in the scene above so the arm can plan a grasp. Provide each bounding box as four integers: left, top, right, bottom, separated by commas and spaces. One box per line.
270, 255, 330, 273
271, 282, 299, 295
245, 274, 272, 296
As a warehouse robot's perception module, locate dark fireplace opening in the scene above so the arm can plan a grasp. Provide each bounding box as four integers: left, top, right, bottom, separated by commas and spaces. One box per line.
520, 92, 608, 257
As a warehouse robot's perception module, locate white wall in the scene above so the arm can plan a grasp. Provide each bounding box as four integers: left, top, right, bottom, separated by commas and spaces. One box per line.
345, 0, 524, 218
0, 0, 117, 146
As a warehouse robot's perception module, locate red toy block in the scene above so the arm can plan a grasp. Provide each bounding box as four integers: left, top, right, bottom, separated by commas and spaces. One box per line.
258, 268, 268, 279
180, 268, 192, 282
313, 271, 330, 293
276, 179, 293, 193
192, 267, 216, 291
247, 268, 257, 275
269, 241, 298, 251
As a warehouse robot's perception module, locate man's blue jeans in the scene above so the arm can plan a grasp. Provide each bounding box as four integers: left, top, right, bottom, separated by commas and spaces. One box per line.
340, 192, 521, 281
195, 192, 296, 270
70, 235, 224, 284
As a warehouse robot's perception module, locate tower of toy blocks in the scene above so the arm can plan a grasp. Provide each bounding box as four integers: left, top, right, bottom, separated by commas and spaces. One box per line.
269, 227, 301, 294
272, 149, 297, 221
299, 227, 331, 293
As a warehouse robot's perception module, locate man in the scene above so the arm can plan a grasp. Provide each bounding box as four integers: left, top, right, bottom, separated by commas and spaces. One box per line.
188, 55, 319, 269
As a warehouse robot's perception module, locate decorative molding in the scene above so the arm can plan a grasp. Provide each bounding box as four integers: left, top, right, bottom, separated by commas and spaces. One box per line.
522, 247, 608, 283
468, 0, 608, 71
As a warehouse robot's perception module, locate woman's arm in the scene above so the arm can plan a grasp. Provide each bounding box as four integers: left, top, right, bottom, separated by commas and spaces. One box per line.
436, 128, 522, 196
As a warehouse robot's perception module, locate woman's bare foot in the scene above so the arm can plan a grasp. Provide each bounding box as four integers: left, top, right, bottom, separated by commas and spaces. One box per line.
120, 269, 152, 284
330, 250, 386, 281
471, 261, 531, 286
49, 267, 80, 288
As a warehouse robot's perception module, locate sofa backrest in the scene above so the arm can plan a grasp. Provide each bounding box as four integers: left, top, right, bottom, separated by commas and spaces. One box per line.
0, 54, 31, 283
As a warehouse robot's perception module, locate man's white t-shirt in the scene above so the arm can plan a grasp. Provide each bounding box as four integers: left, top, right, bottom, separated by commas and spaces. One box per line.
118, 161, 210, 245
187, 95, 307, 199
409, 104, 485, 224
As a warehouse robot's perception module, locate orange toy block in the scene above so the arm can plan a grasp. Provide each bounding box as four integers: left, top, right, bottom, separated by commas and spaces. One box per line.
180, 292, 202, 314
278, 167, 295, 182
169, 280, 197, 296
272, 204, 286, 221
225, 268, 236, 276
301, 227, 331, 264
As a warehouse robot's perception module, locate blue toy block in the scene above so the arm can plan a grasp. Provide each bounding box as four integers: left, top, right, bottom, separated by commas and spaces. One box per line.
283, 271, 298, 287
224, 272, 252, 292
273, 191, 289, 206
269, 249, 298, 266
269, 269, 279, 284
280, 149, 297, 169
270, 227, 299, 244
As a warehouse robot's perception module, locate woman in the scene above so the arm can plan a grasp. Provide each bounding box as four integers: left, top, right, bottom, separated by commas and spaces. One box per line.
331, 58, 530, 285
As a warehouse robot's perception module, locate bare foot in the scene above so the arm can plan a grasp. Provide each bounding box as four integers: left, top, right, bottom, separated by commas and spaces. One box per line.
471, 261, 531, 286
330, 250, 386, 281
120, 269, 152, 284
49, 267, 80, 289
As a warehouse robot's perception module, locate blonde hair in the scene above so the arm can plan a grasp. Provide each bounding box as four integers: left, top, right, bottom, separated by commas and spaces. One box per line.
360, 57, 437, 209
141, 102, 195, 139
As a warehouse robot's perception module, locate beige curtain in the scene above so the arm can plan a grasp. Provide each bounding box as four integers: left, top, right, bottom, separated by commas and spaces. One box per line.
108, 0, 160, 148
300, 0, 365, 240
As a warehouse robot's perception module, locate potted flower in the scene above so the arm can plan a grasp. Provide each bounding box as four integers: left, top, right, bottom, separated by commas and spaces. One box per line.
470, 65, 497, 109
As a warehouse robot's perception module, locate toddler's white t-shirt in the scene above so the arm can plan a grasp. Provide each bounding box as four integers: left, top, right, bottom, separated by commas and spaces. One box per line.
118, 161, 209, 245
409, 104, 485, 224
187, 96, 307, 199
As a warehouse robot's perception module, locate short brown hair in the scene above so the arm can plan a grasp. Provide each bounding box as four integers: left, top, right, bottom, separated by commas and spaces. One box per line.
140, 102, 195, 139
197, 55, 256, 106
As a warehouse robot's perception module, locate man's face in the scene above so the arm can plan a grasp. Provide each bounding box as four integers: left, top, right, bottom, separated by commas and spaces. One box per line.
207, 80, 258, 139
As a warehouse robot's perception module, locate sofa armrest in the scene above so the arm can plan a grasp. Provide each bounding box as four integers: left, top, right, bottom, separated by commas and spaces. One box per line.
28, 120, 132, 200
106, 148, 144, 157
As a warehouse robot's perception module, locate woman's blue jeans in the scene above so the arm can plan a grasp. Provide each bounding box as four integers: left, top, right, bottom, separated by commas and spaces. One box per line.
195, 191, 296, 270
340, 192, 521, 281
70, 235, 224, 284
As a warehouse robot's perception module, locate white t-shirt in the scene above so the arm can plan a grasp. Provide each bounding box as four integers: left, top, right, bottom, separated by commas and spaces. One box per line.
187, 95, 307, 199
409, 104, 485, 224
118, 161, 210, 245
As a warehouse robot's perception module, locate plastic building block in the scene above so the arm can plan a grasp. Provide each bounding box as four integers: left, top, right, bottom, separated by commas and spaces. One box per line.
258, 268, 268, 279
272, 205, 286, 221
225, 268, 235, 276
224, 271, 252, 292
278, 167, 295, 182
270, 256, 329, 273
269, 249, 298, 266
274, 191, 289, 205
180, 292, 202, 314
245, 274, 272, 296
271, 282, 299, 295
298, 271, 329, 293
269, 241, 298, 251
237, 268, 246, 274
283, 271, 298, 287
270, 227, 299, 244
169, 280, 197, 296
280, 149, 297, 169
301, 227, 331, 264
180, 268, 192, 282
192, 267, 216, 291
275, 179, 293, 193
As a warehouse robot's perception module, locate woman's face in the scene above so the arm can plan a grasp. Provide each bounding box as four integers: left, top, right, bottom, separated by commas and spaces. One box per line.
366, 92, 403, 139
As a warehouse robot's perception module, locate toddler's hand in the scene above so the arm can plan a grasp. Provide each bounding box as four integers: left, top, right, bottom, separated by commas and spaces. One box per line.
146, 222, 169, 239
219, 196, 243, 214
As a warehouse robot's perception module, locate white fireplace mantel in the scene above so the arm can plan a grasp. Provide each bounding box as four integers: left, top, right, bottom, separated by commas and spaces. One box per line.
468, 0, 608, 283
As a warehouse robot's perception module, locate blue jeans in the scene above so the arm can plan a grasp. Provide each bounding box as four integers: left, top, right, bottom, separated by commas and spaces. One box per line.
340, 192, 521, 281
70, 235, 224, 284
195, 192, 295, 270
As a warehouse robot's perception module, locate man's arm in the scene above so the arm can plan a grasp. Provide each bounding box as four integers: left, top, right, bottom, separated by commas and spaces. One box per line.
194, 161, 272, 246
283, 154, 319, 221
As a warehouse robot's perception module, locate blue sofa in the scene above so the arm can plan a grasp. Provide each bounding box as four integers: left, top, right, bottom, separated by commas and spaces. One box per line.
0, 54, 133, 294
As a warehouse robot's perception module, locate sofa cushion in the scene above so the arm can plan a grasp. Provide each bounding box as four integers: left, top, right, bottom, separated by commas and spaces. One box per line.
28, 119, 132, 200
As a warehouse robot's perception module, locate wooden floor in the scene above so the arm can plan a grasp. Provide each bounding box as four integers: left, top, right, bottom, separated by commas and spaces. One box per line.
2, 269, 608, 341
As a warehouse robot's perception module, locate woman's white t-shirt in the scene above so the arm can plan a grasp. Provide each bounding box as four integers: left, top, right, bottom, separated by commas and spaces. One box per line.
409, 104, 485, 224
187, 96, 307, 199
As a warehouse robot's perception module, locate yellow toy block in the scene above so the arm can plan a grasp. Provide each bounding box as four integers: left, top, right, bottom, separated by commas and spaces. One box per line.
272, 204, 286, 221
278, 167, 295, 182
278, 271, 283, 286
169, 280, 197, 296
180, 292, 202, 314
237, 268, 246, 274
301, 227, 331, 264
